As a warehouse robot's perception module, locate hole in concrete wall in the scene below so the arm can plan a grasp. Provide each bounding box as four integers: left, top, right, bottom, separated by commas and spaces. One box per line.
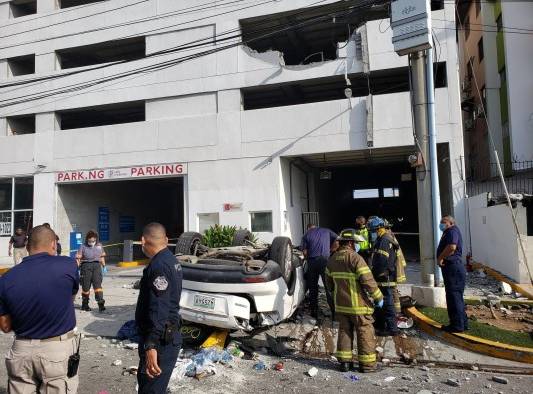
59, 0, 105, 8
240, 0, 388, 66
58, 101, 146, 130
9, 0, 36, 18
56, 37, 145, 69
242, 62, 447, 110
7, 114, 35, 135
7, 54, 35, 76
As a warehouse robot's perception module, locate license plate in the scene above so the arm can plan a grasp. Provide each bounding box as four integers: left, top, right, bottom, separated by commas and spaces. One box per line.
193, 294, 216, 310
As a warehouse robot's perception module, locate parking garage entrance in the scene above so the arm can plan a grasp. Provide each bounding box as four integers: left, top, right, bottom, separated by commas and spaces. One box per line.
56, 163, 186, 260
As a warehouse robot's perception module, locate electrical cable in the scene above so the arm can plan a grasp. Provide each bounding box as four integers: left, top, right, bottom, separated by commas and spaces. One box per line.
0, 0, 383, 109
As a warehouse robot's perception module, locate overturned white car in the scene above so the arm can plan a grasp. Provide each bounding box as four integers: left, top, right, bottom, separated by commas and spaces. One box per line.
175, 230, 306, 331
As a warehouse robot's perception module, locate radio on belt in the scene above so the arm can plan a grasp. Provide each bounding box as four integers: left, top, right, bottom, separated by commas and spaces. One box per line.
390, 0, 433, 56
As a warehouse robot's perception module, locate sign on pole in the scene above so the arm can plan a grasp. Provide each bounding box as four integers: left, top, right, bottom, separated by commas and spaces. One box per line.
391, 0, 433, 56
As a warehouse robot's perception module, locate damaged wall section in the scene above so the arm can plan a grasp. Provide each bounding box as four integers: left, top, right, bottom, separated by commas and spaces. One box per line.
242, 62, 447, 110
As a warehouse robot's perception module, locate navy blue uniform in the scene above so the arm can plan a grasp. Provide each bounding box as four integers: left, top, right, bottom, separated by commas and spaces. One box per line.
371, 234, 398, 335
0, 252, 79, 338
135, 248, 182, 393
437, 225, 467, 331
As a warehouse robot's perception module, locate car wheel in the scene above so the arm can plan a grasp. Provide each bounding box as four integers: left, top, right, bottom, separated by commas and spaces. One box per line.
175, 232, 203, 255
269, 237, 293, 283
232, 229, 253, 246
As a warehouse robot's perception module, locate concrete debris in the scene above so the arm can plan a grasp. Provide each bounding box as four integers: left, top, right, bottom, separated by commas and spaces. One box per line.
398, 388, 409, 393
375, 346, 384, 354
402, 375, 414, 381
446, 378, 461, 387
471, 365, 479, 371
416, 391, 433, 394
492, 376, 509, 384
124, 343, 139, 350
307, 367, 318, 377
112, 360, 122, 366
122, 366, 138, 376
382, 358, 391, 364
498, 282, 513, 295
384, 376, 396, 383
420, 366, 430, 372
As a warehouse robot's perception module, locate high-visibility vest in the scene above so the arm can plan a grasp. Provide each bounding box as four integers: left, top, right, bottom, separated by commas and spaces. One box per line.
355, 227, 371, 251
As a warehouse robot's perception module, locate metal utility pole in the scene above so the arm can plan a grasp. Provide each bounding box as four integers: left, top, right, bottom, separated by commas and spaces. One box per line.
391, 0, 442, 286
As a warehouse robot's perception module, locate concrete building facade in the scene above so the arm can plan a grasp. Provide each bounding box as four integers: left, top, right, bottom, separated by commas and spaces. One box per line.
0, 0, 465, 264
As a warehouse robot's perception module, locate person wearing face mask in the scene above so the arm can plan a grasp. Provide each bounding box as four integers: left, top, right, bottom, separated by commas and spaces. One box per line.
436, 215, 467, 333
135, 223, 182, 394
354, 216, 371, 263
325, 229, 384, 373
76, 230, 106, 312
368, 217, 399, 337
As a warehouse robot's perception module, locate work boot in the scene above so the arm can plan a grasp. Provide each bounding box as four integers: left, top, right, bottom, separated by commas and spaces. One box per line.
339, 362, 351, 372
81, 299, 92, 312
359, 364, 383, 373
98, 301, 106, 312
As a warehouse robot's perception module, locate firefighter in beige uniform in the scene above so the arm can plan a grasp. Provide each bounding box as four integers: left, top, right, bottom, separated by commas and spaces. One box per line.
385, 223, 407, 314
326, 229, 384, 373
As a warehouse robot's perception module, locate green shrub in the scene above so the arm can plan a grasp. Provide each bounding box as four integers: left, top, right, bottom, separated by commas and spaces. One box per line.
202, 225, 258, 248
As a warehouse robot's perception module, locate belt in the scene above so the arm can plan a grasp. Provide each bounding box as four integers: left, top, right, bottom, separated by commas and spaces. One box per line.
17, 330, 77, 342
81, 261, 100, 264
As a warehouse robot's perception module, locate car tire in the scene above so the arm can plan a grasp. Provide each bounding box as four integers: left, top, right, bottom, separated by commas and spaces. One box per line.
232, 229, 253, 246
175, 232, 203, 255
269, 236, 293, 283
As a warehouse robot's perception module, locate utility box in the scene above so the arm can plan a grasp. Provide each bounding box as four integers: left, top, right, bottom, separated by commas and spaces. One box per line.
391, 0, 433, 56
69, 232, 82, 258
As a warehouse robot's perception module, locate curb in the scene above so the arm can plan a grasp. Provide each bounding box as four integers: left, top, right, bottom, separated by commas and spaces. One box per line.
471, 262, 533, 300
117, 260, 149, 268
406, 306, 533, 364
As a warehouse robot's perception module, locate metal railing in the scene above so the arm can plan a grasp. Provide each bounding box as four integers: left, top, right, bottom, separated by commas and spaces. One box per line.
467, 161, 533, 197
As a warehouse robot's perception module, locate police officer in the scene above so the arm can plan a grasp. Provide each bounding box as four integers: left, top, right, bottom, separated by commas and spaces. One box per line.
325, 229, 384, 373
76, 230, 106, 312
355, 216, 371, 262
437, 215, 467, 333
368, 217, 399, 336
0, 225, 80, 393
135, 223, 182, 393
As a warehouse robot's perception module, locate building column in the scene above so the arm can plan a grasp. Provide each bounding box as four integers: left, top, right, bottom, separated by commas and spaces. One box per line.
32, 172, 56, 226
37, 0, 57, 13
35, 52, 57, 74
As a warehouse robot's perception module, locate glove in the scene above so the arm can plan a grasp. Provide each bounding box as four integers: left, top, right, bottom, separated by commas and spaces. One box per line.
101, 266, 108, 275
375, 299, 384, 309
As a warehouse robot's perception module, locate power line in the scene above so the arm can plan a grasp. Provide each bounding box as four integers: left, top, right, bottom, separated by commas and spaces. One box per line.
0, 0, 251, 50
0, 0, 382, 110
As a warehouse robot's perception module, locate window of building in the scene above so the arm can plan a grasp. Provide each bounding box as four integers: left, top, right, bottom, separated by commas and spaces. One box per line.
198, 213, 219, 234
478, 38, 484, 62
56, 37, 145, 69
59, 0, 105, 8
9, 0, 36, 18
353, 189, 379, 199
7, 54, 35, 76
7, 114, 35, 135
0, 177, 33, 237
250, 211, 273, 232
57, 101, 145, 130
383, 188, 400, 198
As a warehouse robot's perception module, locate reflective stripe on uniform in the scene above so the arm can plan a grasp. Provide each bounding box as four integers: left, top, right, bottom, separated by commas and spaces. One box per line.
335, 350, 353, 360
355, 266, 371, 278
94, 288, 103, 293
81, 290, 90, 295
358, 353, 377, 363
370, 288, 383, 300
378, 282, 397, 287
335, 305, 374, 315
376, 249, 389, 257
396, 275, 407, 283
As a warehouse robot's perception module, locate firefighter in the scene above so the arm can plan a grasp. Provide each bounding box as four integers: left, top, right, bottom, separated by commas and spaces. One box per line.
355, 216, 371, 262
368, 217, 399, 336
384, 220, 407, 315
325, 229, 384, 373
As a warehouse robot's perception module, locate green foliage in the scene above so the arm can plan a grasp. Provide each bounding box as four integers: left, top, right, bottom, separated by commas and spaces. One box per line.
202, 225, 259, 248
202, 225, 237, 248
420, 307, 533, 349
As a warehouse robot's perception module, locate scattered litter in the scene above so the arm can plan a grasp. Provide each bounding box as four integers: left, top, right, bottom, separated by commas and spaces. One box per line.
498, 282, 513, 295
170, 359, 193, 382
419, 366, 430, 372
307, 367, 318, 377
384, 376, 396, 383
471, 365, 479, 371
382, 358, 391, 364
274, 362, 284, 371
112, 360, 122, 366
492, 376, 509, 384
201, 330, 228, 350
344, 373, 360, 382
124, 342, 139, 350
397, 317, 414, 329
122, 366, 138, 376
253, 360, 267, 371
446, 378, 461, 387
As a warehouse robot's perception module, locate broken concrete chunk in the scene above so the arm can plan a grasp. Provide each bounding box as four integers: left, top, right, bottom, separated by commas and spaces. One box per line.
112, 360, 122, 366
498, 282, 513, 295
492, 376, 509, 384
446, 378, 461, 387
416, 391, 433, 394
398, 387, 409, 392
384, 376, 396, 383
307, 367, 318, 377
375, 346, 384, 353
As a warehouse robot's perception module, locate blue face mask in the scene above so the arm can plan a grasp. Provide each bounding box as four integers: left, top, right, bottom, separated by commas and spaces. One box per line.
370, 232, 378, 242
439, 223, 447, 232
355, 244, 361, 253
